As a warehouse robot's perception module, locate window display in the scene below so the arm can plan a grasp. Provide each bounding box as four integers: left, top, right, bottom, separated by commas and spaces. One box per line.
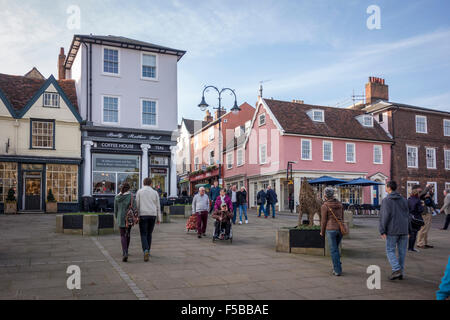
0, 162, 17, 203
46, 164, 78, 202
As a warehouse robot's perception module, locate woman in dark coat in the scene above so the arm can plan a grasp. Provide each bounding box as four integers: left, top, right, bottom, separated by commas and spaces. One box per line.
114, 182, 136, 262
407, 185, 424, 252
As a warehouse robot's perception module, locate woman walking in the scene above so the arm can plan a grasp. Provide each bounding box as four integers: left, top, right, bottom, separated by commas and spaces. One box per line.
114, 182, 136, 262
320, 187, 344, 276
408, 185, 424, 252
237, 186, 248, 224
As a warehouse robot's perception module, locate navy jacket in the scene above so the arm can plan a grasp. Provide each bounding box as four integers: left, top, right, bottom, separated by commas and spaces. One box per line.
209, 186, 221, 202
266, 189, 278, 204
379, 191, 410, 236
257, 190, 266, 205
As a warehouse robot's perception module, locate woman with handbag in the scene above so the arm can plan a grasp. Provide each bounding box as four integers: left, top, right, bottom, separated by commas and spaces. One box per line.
408, 185, 425, 252
320, 187, 346, 276
114, 182, 137, 262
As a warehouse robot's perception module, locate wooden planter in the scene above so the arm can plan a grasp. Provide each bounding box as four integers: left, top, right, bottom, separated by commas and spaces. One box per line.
5, 202, 17, 214
46, 201, 57, 213
276, 228, 341, 256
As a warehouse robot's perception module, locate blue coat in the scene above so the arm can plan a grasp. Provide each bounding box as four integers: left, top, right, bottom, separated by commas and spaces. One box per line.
437, 256, 450, 300
257, 190, 266, 205
266, 189, 278, 204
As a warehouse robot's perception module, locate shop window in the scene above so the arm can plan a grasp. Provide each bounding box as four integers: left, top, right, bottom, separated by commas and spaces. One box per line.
150, 156, 169, 166
46, 164, 78, 202
0, 162, 17, 203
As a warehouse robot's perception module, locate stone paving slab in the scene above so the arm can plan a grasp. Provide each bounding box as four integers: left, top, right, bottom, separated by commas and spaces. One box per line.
0, 211, 448, 300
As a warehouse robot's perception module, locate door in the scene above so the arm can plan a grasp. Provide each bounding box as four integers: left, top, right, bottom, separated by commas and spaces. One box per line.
373, 185, 379, 206
24, 176, 41, 210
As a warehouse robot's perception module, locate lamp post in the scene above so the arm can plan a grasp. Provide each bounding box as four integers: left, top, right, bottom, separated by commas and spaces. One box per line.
198, 86, 240, 186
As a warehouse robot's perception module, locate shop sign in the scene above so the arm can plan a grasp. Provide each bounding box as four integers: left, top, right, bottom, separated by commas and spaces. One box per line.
95, 142, 138, 150
95, 158, 138, 169
151, 168, 167, 174
88, 130, 172, 142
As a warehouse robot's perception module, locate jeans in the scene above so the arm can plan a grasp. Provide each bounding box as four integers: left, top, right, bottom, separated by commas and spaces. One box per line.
266, 203, 276, 217
138, 216, 156, 253
197, 211, 208, 235
232, 202, 238, 224
239, 204, 248, 221
119, 227, 131, 255
258, 203, 267, 217
386, 235, 408, 272
326, 230, 343, 274
443, 214, 450, 230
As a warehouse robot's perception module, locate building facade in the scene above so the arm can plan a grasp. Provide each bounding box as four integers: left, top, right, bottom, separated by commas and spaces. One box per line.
226, 96, 392, 211
0, 71, 82, 213
62, 35, 185, 207
361, 78, 450, 205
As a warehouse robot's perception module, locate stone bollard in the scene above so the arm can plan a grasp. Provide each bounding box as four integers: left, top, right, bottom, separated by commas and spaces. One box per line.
56, 214, 63, 233
344, 210, 354, 228
163, 206, 170, 223
276, 229, 290, 253
184, 205, 192, 218
83, 215, 99, 236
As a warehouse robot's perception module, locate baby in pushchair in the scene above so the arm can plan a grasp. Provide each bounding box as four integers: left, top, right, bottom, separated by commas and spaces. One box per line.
212, 203, 233, 241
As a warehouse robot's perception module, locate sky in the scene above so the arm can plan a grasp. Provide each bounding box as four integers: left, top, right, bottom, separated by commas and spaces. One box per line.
1, 0, 449, 122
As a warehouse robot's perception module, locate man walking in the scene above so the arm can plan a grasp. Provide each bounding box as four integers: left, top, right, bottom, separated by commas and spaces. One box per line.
136, 178, 161, 262
266, 185, 278, 218
227, 185, 238, 224
379, 181, 410, 280
257, 188, 267, 218
440, 189, 450, 230
417, 184, 435, 249
209, 180, 221, 214
192, 187, 210, 238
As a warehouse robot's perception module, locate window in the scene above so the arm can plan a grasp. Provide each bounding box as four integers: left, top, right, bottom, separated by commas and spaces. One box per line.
194, 157, 199, 170
415, 115, 427, 133
362, 115, 373, 127
234, 126, 244, 138
259, 113, 266, 126
407, 181, 420, 197
346, 143, 355, 163
323, 141, 333, 161
46, 164, 78, 203
427, 181, 438, 204
92, 154, 139, 195
237, 149, 244, 166
444, 120, 450, 136
426, 148, 436, 169
103, 47, 119, 75
103, 96, 119, 124
194, 136, 199, 150
301, 139, 312, 160
259, 144, 267, 164
227, 153, 233, 169
245, 120, 251, 133
142, 100, 157, 126
445, 182, 450, 191
208, 127, 214, 141
43, 92, 59, 108
142, 53, 157, 79
312, 110, 324, 122
373, 145, 383, 164
0, 162, 17, 203
150, 156, 168, 166
31, 120, 54, 149
378, 113, 383, 123
209, 150, 215, 166
407, 146, 418, 168
445, 150, 450, 170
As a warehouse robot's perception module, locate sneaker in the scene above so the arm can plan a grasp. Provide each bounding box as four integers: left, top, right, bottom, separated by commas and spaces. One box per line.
409, 248, 420, 253
122, 255, 128, 262
198, 234, 202, 238
144, 251, 149, 262
332, 271, 341, 276
245, 220, 248, 224
239, 221, 242, 225
388, 270, 402, 280
417, 245, 425, 249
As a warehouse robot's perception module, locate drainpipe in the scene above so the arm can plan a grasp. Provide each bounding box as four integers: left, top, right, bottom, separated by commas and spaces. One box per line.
89, 43, 92, 122
390, 106, 399, 183
82, 42, 89, 121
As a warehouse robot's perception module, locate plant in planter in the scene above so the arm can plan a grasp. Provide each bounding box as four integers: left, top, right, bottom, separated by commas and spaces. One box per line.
5, 188, 17, 214
46, 189, 58, 213
205, 165, 217, 172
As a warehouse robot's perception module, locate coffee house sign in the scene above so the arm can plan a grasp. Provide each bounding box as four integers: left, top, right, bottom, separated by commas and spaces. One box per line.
88, 130, 172, 142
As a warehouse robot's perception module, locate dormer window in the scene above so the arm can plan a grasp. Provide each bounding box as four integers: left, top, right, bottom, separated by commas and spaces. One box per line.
312, 110, 324, 122
356, 114, 374, 127
43, 92, 59, 108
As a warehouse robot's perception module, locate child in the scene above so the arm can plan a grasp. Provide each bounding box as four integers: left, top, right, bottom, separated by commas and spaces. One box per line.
212, 203, 233, 240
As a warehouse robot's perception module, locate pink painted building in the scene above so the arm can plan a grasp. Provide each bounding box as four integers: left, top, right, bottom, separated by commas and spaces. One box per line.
224, 97, 392, 210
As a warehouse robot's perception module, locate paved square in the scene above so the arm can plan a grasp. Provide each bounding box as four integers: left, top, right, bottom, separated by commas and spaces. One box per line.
0, 211, 448, 300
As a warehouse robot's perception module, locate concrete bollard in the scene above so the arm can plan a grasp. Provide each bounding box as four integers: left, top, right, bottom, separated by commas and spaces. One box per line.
56, 214, 63, 233
83, 215, 99, 236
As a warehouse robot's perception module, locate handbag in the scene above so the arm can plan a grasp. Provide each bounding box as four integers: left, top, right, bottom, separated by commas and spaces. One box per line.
125, 194, 139, 229
326, 205, 349, 236
410, 214, 425, 229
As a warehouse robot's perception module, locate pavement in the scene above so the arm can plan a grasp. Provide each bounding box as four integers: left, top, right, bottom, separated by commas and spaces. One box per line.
0, 210, 448, 300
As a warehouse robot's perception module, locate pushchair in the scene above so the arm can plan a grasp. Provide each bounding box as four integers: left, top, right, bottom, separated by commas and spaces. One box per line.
212, 219, 233, 244
185, 213, 197, 233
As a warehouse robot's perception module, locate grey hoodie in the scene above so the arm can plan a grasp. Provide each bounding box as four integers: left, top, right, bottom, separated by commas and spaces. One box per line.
379, 191, 410, 236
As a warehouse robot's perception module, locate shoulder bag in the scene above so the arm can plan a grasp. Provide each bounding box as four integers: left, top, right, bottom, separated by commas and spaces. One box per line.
326, 205, 349, 236
125, 194, 139, 228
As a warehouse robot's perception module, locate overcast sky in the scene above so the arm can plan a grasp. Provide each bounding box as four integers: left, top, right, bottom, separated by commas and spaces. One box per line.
1, 0, 449, 121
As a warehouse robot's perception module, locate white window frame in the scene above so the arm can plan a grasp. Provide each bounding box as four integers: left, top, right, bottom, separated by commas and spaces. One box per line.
362, 115, 373, 127
415, 115, 427, 134
226, 152, 233, 169
345, 143, 356, 163
445, 149, 450, 170
426, 147, 436, 169
245, 120, 251, 133
237, 148, 244, 166
101, 95, 120, 125
258, 113, 266, 126
322, 140, 333, 162
301, 139, 312, 160
140, 52, 158, 81
427, 181, 438, 204
208, 127, 215, 141
140, 98, 158, 128
312, 109, 324, 122
445, 182, 450, 191
102, 46, 120, 77
373, 145, 383, 164
407, 181, 420, 198
444, 119, 450, 137
259, 144, 267, 165
43, 92, 59, 108
406, 145, 418, 168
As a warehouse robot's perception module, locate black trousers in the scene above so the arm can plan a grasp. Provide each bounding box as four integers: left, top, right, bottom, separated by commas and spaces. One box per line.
408, 229, 419, 250
214, 220, 231, 237
443, 214, 450, 230
139, 216, 156, 253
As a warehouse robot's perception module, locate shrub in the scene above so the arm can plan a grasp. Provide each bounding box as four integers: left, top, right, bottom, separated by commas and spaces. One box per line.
6, 188, 16, 202
47, 189, 56, 202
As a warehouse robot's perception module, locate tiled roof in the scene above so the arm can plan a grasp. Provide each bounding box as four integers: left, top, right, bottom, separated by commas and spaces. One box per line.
0, 73, 78, 113
183, 118, 209, 135
264, 99, 392, 142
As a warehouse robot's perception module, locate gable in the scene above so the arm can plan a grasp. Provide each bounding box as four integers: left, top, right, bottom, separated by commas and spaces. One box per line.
0, 89, 17, 118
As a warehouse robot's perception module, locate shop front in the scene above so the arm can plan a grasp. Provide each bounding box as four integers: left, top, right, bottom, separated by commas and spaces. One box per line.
189, 167, 220, 195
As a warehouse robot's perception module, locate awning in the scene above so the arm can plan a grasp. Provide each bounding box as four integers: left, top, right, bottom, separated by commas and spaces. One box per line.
195, 183, 211, 189
308, 176, 348, 185
338, 178, 384, 186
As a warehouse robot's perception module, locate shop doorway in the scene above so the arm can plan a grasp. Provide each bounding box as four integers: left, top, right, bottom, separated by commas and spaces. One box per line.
23, 174, 42, 211
151, 168, 168, 195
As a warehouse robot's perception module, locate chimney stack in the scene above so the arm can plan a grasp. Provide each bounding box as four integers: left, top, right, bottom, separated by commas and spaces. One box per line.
58, 47, 66, 80
214, 107, 226, 120
204, 110, 213, 123
365, 76, 388, 104
292, 99, 304, 104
